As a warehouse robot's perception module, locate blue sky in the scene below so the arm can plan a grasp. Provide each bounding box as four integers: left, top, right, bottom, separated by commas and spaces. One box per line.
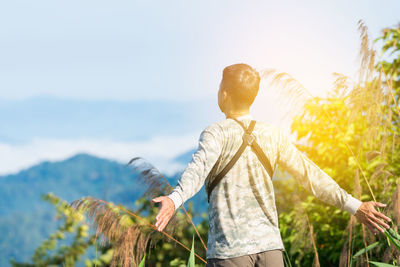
0, 0, 399, 175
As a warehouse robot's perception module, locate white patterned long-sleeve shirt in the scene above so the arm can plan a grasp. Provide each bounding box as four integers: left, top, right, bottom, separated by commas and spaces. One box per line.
167, 114, 362, 260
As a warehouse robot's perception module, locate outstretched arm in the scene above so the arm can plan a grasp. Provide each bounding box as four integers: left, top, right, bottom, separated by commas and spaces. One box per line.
152, 127, 222, 232
276, 128, 391, 235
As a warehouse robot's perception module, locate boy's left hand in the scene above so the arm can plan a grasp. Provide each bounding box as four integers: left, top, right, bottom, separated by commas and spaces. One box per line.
152, 196, 175, 232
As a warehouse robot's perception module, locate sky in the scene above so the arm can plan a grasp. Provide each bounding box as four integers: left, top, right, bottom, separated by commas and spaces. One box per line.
0, 0, 399, 175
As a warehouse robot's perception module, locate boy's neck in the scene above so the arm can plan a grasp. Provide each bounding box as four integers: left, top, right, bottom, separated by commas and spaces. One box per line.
224, 110, 250, 119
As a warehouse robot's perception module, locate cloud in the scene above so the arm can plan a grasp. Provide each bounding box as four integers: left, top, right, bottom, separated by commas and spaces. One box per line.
0, 134, 199, 176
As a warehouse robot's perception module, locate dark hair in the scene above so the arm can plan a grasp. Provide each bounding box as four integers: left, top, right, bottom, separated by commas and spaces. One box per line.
222, 63, 260, 107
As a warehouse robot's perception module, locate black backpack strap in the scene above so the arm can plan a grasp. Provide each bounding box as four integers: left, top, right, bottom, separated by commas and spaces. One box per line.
232, 118, 274, 180
251, 140, 274, 179
206, 120, 256, 202
206, 118, 275, 203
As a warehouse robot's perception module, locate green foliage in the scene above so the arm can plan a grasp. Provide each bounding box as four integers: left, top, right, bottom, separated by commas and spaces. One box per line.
275, 93, 363, 266
369, 261, 398, 267
384, 229, 400, 251
275, 22, 400, 266
376, 26, 400, 90
9, 192, 112, 267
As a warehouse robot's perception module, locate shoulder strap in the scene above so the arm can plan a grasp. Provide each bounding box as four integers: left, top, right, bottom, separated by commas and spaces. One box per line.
206, 120, 255, 202
206, 118, 274, 203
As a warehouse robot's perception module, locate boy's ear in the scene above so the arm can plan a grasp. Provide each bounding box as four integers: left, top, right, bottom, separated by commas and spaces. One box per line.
222, 88, 228, 99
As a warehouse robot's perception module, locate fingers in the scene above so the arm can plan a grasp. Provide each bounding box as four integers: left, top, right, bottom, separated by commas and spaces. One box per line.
154, 208, 167, 229
153, 196, 167, 221
373, 202, 387, 208
373, 210, 391, 224
157, 208, 171, 223
358, 217, 377, 235
152, 197, 162, 203
152, 196, 174, 232
156, 205, 173, 223
365, 222, 378, 235
155, 212, 172, 231
370, 214, 390, 231
156, 198, 171, 219
369, 219, 385, 234
155, 216, 166, 231
371, 202, 391, 230
157, 217, 170, 232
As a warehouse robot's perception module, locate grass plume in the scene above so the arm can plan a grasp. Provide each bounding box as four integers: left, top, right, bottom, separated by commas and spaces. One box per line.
127, 157, 208, 251
69, 196, 207, 266
68, 156, 211, 266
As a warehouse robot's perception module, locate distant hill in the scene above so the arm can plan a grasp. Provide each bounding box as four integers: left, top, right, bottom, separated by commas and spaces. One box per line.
0, 152, 208, 267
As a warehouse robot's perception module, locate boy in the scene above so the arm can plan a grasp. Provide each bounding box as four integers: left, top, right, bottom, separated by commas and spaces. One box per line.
152, 63, 391, 266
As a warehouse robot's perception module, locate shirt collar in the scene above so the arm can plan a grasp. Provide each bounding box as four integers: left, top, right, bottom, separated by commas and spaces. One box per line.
236, 114, 253, 120
230, 114, 253, 120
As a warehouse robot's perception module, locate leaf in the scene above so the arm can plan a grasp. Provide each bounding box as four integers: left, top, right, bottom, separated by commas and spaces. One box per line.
368, 261, 398, 267
187, 234, 195, 267
282, 249, 293, 267
388, 228, 400, 240
138, 253, 146, 267
384, 229, 400, 250
352, 241, 380, 258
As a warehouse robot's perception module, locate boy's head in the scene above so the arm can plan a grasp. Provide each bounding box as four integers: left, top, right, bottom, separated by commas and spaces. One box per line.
218, 63, 260, 115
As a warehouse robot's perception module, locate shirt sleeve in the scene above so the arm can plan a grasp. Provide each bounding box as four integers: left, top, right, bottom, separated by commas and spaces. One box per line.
167, 126, 222, 211
276, 128, 362, 215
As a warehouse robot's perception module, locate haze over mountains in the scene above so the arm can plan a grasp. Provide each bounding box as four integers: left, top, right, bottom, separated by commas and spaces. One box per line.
0, 96, 220, 142
0, 96, 221, 176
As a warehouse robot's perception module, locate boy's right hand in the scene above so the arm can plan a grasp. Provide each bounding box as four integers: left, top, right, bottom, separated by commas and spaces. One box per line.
152, 196, 175, 232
